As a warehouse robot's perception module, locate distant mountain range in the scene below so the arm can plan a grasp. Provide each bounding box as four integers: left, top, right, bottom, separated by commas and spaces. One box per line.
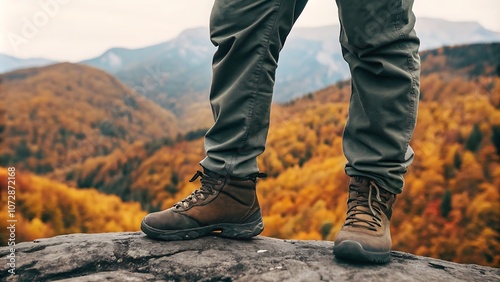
94, 27, 214, 118
0, 53, 56, 73
80, 17, 500, 109
1, 18, 499, 114
416, 17, 500, 50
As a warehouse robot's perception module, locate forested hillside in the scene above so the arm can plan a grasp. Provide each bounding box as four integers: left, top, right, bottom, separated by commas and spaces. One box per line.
420, 43, 500, 77
0, 63, 178, 174
1, 43, 498, 267
0, 168, 146, 245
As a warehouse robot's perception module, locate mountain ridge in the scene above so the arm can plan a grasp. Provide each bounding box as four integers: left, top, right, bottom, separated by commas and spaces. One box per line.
0, 62, 178, 174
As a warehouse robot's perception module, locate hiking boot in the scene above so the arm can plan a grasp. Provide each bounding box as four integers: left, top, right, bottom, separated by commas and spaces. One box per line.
333, 176, 397, 263
141, 170, 265, 240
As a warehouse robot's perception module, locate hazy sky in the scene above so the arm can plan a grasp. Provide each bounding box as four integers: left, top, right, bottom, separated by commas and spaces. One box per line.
1, 0, 499, 62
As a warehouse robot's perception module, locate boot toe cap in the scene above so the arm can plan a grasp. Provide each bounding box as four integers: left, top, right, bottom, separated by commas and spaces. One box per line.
143, 208, 201, 231
334, 229, 391, 253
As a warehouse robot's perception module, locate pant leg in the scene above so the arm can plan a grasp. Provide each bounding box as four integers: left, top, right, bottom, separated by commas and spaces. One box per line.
201, 0, 308, 177
336, 0, 420, 194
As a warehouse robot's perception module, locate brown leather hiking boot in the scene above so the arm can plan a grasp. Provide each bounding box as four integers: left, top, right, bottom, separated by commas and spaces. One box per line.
333, 176, 397, 263
141, 170, 265, 240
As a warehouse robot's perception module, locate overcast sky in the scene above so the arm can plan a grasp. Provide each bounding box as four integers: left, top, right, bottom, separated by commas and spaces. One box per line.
1, 0, 499, 62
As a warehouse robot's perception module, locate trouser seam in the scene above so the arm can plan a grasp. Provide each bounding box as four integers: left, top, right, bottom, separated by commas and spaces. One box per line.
384, 0, 418, 187
399, 1, 419, 165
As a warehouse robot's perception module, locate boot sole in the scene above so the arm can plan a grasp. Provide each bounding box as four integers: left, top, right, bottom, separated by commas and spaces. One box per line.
333, 240, 390, 264
141, 216, 264, 241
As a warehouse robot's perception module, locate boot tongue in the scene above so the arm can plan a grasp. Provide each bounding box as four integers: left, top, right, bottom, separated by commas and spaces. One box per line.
346, 190, 380, 228
345, 177, 384, 230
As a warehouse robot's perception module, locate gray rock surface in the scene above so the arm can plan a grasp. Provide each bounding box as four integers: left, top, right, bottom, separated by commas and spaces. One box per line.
0, 232, 498, 282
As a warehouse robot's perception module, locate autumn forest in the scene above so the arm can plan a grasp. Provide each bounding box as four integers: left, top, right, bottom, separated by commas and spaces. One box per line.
0, 43, 499, 267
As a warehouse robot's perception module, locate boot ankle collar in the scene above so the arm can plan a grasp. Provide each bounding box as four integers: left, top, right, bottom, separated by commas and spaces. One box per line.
202, 169, 267, 182
190, 170, 267, 185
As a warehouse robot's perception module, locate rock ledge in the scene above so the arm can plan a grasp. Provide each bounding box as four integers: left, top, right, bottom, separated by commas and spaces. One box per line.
0, 232, 498, 281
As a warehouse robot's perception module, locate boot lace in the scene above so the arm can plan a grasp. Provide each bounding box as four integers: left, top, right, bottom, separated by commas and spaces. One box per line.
344, 180, 388, 231
174, 171, 218, 209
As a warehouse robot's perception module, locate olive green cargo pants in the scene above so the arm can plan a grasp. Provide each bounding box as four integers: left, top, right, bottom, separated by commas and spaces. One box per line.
200, 0, 420, 194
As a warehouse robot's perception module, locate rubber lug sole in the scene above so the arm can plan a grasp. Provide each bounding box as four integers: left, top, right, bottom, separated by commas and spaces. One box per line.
333, 240, 390, 264
141, 216, 264, 241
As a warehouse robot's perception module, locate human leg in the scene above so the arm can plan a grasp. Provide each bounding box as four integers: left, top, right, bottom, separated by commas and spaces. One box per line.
142, 0, 308, 241
201, 0, 308, 178
333, 0, 420, 262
